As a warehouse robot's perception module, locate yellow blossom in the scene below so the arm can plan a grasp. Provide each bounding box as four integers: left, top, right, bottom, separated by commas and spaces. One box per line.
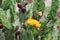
27, 18, 41, 28
27, 18, 35, 26
34, 20, 41, 28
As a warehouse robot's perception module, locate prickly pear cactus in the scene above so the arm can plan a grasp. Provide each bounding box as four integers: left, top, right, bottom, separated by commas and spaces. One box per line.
0, 0, 60, 40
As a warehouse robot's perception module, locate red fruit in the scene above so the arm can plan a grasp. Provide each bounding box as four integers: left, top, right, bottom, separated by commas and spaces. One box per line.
21, 8, 26, 13
0, 23, 4, 29
15, 30, 20, 36
17, 3, 22, 9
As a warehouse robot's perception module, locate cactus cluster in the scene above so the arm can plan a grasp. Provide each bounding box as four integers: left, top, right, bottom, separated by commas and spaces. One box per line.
0, 0, 60, 40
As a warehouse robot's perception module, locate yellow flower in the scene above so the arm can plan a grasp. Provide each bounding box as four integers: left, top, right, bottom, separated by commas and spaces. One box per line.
27, 18, 41, 28
27, 18, 35, 26
34, 20, 41, 28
